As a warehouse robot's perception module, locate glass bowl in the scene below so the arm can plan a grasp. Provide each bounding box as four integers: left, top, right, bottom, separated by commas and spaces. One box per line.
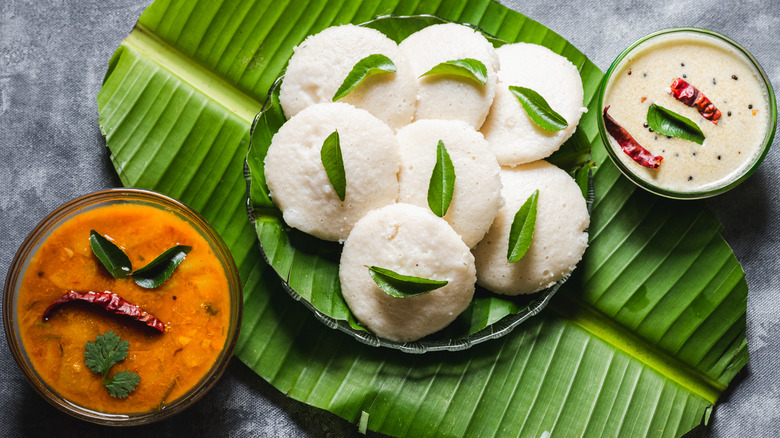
598, 27, 776, 199
3, 188, 242, 426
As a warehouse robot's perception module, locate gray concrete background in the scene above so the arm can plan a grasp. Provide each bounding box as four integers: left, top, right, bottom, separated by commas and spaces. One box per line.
0, 0, 777, 436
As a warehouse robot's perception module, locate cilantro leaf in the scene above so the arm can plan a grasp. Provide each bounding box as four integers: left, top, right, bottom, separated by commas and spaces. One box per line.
84, 331, 140, 398
104, 370, 141, 399
84, 331, 129, 376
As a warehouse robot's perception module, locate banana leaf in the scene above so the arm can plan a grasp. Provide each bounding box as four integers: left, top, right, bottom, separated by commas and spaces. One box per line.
97, 0, 748, 436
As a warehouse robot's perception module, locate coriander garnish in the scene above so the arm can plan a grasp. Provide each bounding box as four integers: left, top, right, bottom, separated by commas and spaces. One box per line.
84, 331, 140, 399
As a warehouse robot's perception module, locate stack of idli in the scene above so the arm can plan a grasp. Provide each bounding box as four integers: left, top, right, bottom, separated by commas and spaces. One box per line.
263, 21, 591, 343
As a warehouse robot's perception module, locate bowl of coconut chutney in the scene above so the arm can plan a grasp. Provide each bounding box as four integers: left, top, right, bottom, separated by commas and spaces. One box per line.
598, 28, 776, 199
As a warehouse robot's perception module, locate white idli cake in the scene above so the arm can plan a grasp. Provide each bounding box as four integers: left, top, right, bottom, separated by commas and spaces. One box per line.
339, 203, 476, 342
396, 119, 502, 248
481, 43, 586, 166
473, 161, 589, 295
399, 23, 499, 129
279, 24, 417, 130
264, 102, 401, 242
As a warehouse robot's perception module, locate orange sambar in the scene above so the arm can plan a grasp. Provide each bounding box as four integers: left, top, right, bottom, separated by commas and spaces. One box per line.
18, 203, 230, 414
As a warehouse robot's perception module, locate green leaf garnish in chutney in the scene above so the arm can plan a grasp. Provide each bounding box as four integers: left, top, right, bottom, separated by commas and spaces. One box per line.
509, 86, 568, 131
427, 140, 456, 217
132, 245, 192, 289
420, 58, 488, 85
507, 189, 539, 263
368, 266, 448, 298
90, 230, 132, 279
646, 103, 705, 145
332, 54, 396, 101
84, 331, 140, 399
320, 130, 347, 202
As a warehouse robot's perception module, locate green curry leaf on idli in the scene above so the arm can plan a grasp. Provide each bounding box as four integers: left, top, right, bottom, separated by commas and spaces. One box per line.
427, 140, 456, 217
368, 266, 448, 298
320, 130, 347, 201
332, 54, 397, 101
419, 58, 488, 85
507, 189, 538, 263
646, 103, 705, 144
509, 86, 568, 131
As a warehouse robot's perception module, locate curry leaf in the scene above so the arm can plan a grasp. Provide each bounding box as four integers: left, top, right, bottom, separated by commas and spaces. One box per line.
507, 189, 539, 263
89, 230, 132, 279
427, 140, 456, 217
646, 103, 705, 144
332, 54, 396, 101
132, 245, 192, 289
509, 86, 568, 131
420, 58, 487, 85
575, 161, 596, 200
320, 130, 346, 201
368, 266, 448, 298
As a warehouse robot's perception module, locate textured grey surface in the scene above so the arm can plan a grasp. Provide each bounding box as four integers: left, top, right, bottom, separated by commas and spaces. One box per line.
0, 0, 776, 436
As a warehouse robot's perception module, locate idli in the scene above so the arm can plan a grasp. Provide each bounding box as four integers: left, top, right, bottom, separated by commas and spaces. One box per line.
339, 203, 476, 342
473, 161, 589, 295
396, 119, 502, 248
264, 102, 400, 242
280, 24, 417, 130
481, 43, 586, 166
399, 23, 499, 129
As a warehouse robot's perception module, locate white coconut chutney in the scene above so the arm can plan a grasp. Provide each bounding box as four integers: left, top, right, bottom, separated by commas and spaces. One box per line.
603, 30, 772, 194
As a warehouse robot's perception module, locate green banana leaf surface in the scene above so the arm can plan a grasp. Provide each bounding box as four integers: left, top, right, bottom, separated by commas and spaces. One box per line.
96, 0, 748, 436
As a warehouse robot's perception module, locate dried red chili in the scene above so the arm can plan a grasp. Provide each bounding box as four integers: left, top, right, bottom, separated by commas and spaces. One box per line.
43, 290, 165, 332
669, 78, 722, 124
603, 106, 663, 169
